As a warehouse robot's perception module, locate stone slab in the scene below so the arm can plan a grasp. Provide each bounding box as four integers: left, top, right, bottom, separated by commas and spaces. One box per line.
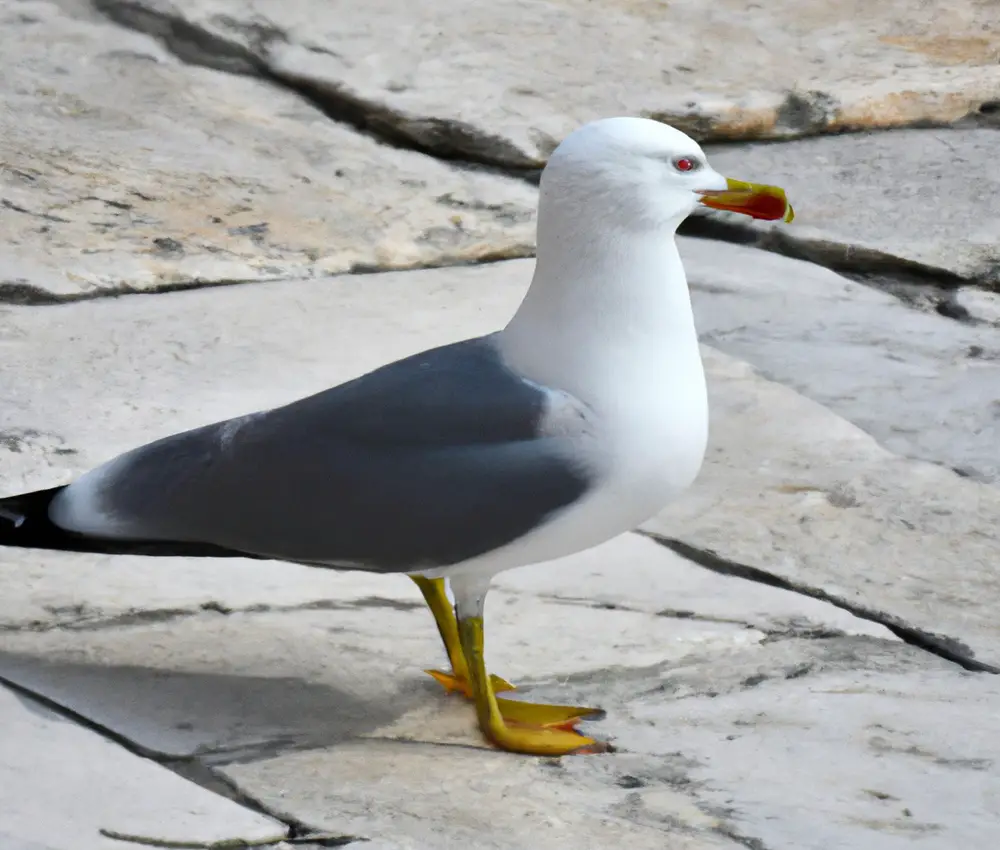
701, 128, 1000, 287
0, 604, 949, 847
956, 286, 1000, 325
644, 346, 1000, 666
95, 0, 1000, 167
0, 0, 536, 299
222, 738, 745, 850
0, 262, 526, 632
495, 533, 892, 640
3, 258, 997, 663
0, 524, 893, 637
681, 237, 1000, 483
0, 262, 526, 491
214, 649, 967, 850
0, 605, 451, 759
616, 669, 1000, 850
0, 683, 284, 850
0, 565, 781, 758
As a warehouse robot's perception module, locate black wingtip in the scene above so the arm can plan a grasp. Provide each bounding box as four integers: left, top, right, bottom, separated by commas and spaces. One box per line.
0, 485, 262, 559
0, 505, 26, 528
0, 485, 82, 551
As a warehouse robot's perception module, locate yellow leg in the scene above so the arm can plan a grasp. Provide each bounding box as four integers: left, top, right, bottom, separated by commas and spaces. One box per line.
410, 575, 605, 731
410, 575, 515, 695
457, 615, 609, 755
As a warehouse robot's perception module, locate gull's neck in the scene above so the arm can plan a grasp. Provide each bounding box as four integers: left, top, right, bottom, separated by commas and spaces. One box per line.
498, 214, 702, 406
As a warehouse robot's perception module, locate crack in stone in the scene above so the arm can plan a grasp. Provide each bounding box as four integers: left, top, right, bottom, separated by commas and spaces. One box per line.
90, 0, 540, 171
531, 592, 758, 629
679, 212, 998, 305
77, 0, 996, 308
531, 590, 853, 641
715, 824, 775, 850
0, 275, 286, 306
0, 672, 363, 846
192, 736, 339, 767
271, 68, 541, 172
760, 624, 847, 643
639, 530, 1000, 675
0, 568, 859, 648
89, 0, 1000, 166
0, 596, 424, 634
1, 197, 71, 223
195, 733, 518, 768
97, 826, 352, 848
0, 248, 530, 306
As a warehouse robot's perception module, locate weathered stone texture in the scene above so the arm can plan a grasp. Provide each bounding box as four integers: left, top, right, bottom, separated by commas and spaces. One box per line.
92, 0, 1000, 166
0, 1, 536, 299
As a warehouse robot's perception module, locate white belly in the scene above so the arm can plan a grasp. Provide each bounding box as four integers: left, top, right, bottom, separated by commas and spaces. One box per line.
420, 358, 709, 581
437, 226, 712, 583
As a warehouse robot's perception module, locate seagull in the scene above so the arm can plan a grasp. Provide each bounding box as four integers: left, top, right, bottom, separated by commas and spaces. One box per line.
0, 117, 793, 756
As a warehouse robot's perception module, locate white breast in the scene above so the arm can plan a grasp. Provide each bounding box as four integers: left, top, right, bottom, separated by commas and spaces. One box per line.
426, 334, 709, 582
421, 230, 710, 582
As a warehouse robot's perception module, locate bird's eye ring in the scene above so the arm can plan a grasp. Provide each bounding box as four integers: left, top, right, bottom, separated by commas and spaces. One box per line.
672, 157, 698, 173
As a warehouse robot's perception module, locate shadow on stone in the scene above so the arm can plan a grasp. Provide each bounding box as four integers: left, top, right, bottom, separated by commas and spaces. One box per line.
0, 652, 425, 762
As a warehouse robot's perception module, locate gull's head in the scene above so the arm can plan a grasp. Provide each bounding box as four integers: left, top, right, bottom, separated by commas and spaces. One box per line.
540, 117, 794, 234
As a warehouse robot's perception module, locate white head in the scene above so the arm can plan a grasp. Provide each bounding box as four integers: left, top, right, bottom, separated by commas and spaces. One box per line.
501, 117, 794, 388
538, 117, 793, 237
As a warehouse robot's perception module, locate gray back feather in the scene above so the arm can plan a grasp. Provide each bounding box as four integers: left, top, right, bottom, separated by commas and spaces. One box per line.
68, 336, 599, 571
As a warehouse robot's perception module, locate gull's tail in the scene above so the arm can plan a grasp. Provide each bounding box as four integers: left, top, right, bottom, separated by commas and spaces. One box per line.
0, 486, 258, 558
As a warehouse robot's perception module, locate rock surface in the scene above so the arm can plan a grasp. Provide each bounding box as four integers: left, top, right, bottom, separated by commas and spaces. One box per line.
682, 237, 1000, 483
614, 668, 1000, 850
646, 345, 1000, 668
0, 0, 535, 300
3, 257, 997, 658
698, 128, 1000, 288
0, 533, 894, 759
956, 286, 1000, 324
2, 259, 999, 848
3, 6, 1000, 848
93, 0, 1000, 166
0, 683, 285, 850
218, 664, 1000, 850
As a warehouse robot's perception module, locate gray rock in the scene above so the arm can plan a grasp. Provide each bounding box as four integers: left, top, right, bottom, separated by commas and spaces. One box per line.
614, 669, 1000, 850
644, 346, 1000, 667
496, 533, 893, 640
0, 262, 527, 494
681, 237, 1000, 483
0, 534, 891, 758
213, 645, 966, 849
955, 287, 1000, 325
0, 1, 535, 300
0, 606, 448, 758
0, 556, 953, 848
221, 738, 747, 850
701, 128, 1000, 287
3, 258, 997, 663
0, 683, 283, 849
91, 0, 1000, 166
2, 259, 998, 849
4, 261, 894, 763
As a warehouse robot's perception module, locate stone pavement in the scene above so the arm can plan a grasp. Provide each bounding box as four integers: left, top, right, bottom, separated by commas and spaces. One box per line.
2, 2, 999, 849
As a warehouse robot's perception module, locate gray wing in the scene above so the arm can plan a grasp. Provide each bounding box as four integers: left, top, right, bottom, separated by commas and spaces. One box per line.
49, 336, 599, 571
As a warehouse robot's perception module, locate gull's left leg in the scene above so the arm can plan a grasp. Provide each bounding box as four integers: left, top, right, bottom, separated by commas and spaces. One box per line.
410, 574, 603, 729
449, 572, 610, 755
409, 574, 515, 696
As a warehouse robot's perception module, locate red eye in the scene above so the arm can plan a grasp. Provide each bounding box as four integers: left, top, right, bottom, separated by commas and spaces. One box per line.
673, 157, 697, 172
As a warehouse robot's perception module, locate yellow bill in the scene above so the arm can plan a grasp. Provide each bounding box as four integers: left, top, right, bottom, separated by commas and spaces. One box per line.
697, 178, 794, 223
